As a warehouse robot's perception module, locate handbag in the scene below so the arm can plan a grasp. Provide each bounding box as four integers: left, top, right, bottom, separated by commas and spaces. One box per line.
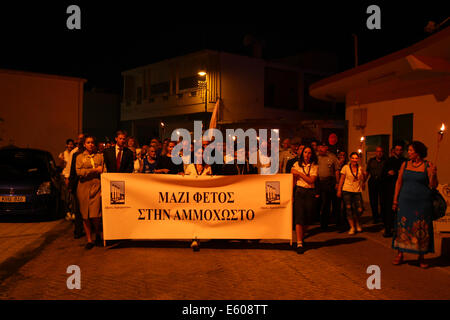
425, 161, 447, 220
430, 189, 446, 220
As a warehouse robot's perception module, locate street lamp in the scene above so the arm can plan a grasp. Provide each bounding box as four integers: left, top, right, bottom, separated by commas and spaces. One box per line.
198, 70, 207, 113
160, 121, 165, 140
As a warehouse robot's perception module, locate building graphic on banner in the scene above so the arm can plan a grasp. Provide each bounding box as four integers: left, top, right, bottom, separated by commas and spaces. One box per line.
110, 181, 125, 205
265, 181, 280, 205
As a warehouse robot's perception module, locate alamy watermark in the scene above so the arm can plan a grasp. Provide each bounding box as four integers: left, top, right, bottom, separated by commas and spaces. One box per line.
366, 265, 381, 290
66, 5, 81, 30
66, 265, 81, 290
170, 121, 279, 175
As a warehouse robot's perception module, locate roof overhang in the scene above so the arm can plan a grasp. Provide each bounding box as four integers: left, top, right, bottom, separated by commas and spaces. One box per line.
310, 26, 450, 102
0, 68, 87, 83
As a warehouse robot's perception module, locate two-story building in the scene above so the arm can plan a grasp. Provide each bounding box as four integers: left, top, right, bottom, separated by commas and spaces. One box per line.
120, 50, 345, 148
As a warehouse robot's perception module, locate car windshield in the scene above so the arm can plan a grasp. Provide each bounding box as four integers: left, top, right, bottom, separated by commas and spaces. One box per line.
0, 150, 50, 178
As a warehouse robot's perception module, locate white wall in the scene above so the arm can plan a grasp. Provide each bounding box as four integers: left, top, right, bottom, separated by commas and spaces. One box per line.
346, 76, 450, 184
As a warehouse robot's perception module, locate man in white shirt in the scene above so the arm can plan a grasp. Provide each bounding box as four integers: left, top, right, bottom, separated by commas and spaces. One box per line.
60, 139, 75, 180
59, 139, 75, 220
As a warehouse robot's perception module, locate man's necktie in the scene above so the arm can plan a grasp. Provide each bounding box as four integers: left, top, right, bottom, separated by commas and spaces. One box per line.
116, 149, 122, 172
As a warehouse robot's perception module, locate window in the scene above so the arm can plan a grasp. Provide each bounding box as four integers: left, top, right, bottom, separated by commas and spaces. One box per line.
179, 75, 201, 91
151, 81, 170, 95
393, 114, 413, 147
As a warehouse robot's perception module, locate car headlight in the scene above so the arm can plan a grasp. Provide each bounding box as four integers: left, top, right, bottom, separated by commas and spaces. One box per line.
37, 181, 52, 195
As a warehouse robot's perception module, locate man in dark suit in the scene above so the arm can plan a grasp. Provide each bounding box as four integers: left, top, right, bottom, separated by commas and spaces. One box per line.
365, 146, 387, 224
103, 130, 134, 173
68, 133, 85, 239
381, 142, 406, 237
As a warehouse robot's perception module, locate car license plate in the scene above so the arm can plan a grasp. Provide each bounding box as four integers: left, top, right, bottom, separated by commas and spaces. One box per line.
0, 196, 26, 203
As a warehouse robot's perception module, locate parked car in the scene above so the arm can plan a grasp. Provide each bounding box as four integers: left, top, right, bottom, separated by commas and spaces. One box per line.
0, 148, 63, 219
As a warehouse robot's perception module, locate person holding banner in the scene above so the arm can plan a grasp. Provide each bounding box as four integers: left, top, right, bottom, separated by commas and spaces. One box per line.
155, 141, 183, 174
287, 144, 305, 231
183, 147, 212, 251
142, 146, 159, 173
291, 146, 319, 254
184, 147, 213, 177
76, 135, 104, 249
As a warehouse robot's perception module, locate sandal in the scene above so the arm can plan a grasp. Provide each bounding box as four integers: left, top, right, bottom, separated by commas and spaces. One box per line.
418, 257, 429, 269
392, 253, 403, 265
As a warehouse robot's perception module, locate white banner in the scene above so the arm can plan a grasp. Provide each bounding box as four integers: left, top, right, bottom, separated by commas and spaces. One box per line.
101, 173, 293, 240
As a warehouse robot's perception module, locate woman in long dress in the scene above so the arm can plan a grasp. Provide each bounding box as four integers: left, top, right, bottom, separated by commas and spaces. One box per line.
76, 135, 104, 249
392, 141, 438, 268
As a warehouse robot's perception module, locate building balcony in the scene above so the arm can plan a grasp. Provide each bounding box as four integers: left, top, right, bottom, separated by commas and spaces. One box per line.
121, 90, 214, 121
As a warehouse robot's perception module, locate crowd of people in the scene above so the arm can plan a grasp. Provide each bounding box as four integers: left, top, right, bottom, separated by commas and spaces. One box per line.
57, 131, 439, 268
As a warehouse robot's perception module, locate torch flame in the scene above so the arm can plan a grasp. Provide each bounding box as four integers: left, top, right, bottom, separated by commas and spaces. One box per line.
358, 149, 362, 154
360, 136, 365, 142
440, 123, 445, 132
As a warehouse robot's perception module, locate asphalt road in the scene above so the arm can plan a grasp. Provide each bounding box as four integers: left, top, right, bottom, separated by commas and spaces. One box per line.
0, 214, 449, 301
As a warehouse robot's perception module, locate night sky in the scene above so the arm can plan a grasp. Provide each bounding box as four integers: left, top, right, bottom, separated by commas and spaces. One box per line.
0, 2, 446, 93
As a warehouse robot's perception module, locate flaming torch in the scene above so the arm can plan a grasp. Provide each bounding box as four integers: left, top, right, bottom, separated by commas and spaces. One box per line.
359, 136, 365, 164
438, 123, 446, 141
434, 123, 446, 164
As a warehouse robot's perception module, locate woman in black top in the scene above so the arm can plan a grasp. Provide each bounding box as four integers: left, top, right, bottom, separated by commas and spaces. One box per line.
154, 141, 183, 174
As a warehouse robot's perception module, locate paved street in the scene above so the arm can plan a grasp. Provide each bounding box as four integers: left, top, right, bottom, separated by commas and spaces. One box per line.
0, 212, 449, 300
0, 216, 67, 283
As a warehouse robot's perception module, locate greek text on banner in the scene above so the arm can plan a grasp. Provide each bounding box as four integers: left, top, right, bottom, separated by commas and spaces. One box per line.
101, 173, 293, 240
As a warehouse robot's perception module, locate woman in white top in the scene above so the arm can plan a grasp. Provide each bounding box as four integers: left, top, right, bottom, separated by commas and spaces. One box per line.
337, 152, 366, 235
183, 147, 212, 177
183, 147, 212, 251
291, 146, 319, 254
129, 147, 143, 173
